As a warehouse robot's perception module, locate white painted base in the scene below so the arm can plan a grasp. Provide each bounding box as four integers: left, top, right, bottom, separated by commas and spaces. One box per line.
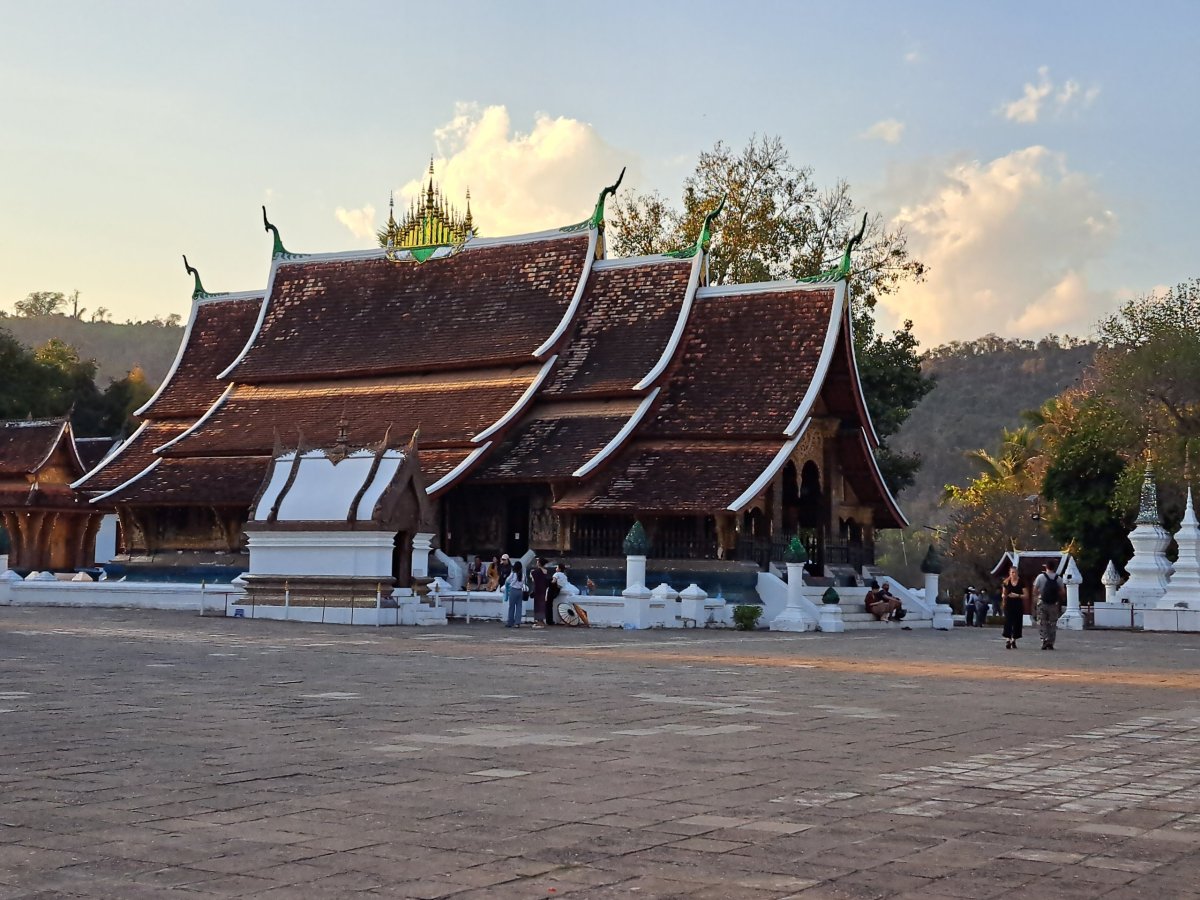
931, 604, 954, 630
246, 530, 395, 579
770, 606, 816, 632
1057, 608, 1085, 631
817, 604, 845, 633
1142, 607, 1200, 632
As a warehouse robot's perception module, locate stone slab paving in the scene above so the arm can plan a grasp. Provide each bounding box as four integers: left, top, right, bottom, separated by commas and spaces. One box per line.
1, 609, 1199, 898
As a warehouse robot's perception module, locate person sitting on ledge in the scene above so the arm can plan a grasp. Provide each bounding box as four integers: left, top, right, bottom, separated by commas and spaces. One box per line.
866, 583, 903, 621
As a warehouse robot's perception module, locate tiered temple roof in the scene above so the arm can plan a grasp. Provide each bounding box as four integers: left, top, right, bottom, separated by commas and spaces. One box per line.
73, 284, 265, 502
72, 174, 904, 535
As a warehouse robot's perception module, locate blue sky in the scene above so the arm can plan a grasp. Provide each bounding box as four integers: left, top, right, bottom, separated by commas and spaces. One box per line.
2, 1, 1197, 346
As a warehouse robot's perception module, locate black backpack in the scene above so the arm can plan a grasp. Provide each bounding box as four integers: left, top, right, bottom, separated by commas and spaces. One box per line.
1040, 574, 1062, 605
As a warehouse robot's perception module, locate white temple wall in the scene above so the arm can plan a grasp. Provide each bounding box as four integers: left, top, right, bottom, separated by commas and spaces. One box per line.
246, 531, 395, 579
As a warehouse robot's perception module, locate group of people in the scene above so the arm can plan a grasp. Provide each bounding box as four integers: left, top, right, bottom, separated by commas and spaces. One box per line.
465, 554, 576, 628
997, 562, 1064, 650
864, 582, 907, 622
961, 586, 998, 627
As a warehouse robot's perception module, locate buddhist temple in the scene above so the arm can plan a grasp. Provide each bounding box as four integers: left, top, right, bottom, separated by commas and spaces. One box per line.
68, 165, 905, 588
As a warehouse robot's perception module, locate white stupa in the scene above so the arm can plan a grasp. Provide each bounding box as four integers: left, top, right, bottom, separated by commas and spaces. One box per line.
1117, 461, 1172, 605
1162, 487, 1200, 604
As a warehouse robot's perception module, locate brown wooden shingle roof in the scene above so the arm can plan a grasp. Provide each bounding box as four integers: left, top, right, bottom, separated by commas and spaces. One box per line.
229, 236, 591, 383
105, 456, 269, 506
140, 295, 264, 419
555, 284, 839, 514
0, 420, 69, 475
542, 259, 693, 398
163, 369, 541, 458
472, 412, 632, 482
75, 421, 190, 495
646, 286, 836, 439
555, 441, 781, 513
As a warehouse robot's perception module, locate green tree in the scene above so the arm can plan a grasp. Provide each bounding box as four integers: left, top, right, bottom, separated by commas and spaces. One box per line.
610, 135, 933, 491
14, 291, 67, 317
97, 366, 155, 435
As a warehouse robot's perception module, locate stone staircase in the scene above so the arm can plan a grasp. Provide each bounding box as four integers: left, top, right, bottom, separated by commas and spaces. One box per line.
837, 608, 933, 630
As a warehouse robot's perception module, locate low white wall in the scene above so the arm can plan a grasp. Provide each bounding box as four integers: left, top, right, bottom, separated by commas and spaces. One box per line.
1143, 607, 1200, 632
0, 578, 241, 614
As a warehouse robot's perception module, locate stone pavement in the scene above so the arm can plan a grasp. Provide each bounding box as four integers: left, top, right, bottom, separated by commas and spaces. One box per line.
2, 609, 1200, 899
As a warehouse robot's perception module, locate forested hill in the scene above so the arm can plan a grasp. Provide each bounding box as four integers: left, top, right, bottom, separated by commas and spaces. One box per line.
0, 315, 183, 385
890, 335, 1096, 527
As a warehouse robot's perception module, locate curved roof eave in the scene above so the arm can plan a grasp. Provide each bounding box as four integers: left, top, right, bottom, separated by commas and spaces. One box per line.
71, 421, 148, 490
726, 418, 811, 513
135, 289, 262, 418
153, 383, 236, 455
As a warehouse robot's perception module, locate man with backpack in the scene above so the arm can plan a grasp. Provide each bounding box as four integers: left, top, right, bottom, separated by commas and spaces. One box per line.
1032, 562, 1064, 650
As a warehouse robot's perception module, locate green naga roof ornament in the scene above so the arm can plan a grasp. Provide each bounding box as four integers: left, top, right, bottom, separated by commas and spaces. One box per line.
664, 195, 726, 259
561, 167, 626, 233
182, 255, 227, 301
799, 212, 868, 284
262, 207, 307, 261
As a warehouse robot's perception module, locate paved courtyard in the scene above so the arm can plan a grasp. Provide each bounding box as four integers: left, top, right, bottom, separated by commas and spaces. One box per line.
2, 609, 1200, 899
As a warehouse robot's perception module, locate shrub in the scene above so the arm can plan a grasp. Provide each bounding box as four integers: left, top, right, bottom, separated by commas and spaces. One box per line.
732, 604, 763, 631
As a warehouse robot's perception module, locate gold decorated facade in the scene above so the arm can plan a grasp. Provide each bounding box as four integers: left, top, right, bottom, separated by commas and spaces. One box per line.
378, 161, 475, 250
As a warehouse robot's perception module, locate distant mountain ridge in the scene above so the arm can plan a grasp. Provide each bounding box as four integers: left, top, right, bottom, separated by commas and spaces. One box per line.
0, 315, 182, 386
890, 335, 1097, 527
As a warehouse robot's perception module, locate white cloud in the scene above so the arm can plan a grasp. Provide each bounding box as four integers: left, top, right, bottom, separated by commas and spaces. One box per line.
393, 103, 629, 237
1002, 66, 1100, 123
882, 146, 1118, 344
334, 204, 377, 240
904, 49, 921, 64
862, 118, 906, 144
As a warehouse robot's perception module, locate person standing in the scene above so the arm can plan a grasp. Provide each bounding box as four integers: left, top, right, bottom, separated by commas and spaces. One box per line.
529, 557, 551, 627
960, 588, 979, 624
1001, 567, 1024, 649
1032, 562, 1064, 650
504, 561, 524, 628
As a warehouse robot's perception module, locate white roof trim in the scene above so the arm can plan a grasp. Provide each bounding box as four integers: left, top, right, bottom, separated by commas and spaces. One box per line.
726, 419, 811, 513
135, 290, 262, 417
860, 426, 910, 528
218, 256, 285, 380
633, 252, 704, 391
152, 382, 235, 454
471, 356, 558, 444
534, 228, 598, 358
572, 387, 661, 479
71, 421, 148, 489
90, 458, 162, 504
425, 442, 493, 495
843, 290, 881, 449
697, 278, 842, 298
782, 281, 846, 437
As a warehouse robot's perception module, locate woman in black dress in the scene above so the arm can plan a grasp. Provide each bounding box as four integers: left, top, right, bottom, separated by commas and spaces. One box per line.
1001, 567, 1024, 649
